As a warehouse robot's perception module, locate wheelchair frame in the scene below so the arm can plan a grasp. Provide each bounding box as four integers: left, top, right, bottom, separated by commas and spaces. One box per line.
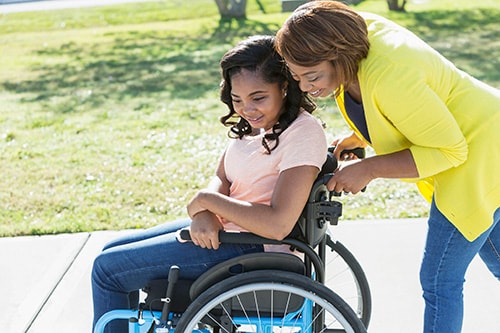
94, 148, 371, 333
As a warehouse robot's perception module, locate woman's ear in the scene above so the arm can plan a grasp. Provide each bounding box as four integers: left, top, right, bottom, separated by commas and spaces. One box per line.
282, 81, 289, 98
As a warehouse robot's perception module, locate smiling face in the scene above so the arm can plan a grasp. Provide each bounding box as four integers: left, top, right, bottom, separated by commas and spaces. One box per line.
230, 68, 286, 131
286, 61, 339, 98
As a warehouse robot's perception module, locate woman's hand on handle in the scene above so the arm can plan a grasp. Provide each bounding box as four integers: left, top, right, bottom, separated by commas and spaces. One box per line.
327, 160, 372, 194
331, 132, 367, 162
327, 149, 419, 194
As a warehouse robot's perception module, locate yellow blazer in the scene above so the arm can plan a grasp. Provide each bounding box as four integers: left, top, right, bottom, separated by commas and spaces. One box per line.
336, 13, 500, 241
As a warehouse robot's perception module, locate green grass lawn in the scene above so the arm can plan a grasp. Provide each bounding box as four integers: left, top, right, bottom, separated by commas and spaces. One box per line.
0, 0, 498, 236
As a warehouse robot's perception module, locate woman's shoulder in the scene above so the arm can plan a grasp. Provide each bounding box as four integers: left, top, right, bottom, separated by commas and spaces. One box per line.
361, 13, 440, 67
359, 13, 447, 90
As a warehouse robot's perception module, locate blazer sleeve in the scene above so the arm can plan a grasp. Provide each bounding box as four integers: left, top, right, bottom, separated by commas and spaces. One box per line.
373, 64, 468, 179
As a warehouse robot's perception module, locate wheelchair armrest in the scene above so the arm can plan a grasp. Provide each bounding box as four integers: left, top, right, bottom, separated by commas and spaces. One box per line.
178, 229, 281, 245
179, 229, 317, 261
179, 229, 324, 281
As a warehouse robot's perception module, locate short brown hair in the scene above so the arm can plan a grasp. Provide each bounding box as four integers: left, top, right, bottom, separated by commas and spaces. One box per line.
275, 1, 369, 94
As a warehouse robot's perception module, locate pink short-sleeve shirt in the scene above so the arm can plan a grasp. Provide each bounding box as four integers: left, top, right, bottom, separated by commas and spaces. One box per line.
222, 111, 328, 233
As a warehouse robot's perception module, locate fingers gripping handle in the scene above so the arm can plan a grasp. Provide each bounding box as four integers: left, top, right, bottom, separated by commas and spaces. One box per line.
329, 146, 366, 159
324, 147, 367, 195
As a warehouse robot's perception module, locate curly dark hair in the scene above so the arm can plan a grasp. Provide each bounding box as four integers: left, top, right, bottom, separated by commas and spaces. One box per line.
219, 35, 317, 154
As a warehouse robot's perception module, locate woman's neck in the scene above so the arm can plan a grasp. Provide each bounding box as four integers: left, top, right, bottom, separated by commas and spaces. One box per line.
347, 82, 362, 104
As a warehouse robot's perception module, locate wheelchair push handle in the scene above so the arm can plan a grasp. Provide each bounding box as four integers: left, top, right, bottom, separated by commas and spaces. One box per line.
328, 146, 366, 160
321, 146, 365, 176
323, 146, 367, 195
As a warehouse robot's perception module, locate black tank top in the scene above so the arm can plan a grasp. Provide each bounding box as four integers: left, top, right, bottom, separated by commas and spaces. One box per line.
344, 92, 371, 144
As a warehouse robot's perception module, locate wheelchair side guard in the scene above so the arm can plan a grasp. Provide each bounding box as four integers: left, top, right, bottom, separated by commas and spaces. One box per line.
128, 254, 304, 333
140, 253, 305, 322
189, 252, 305, 300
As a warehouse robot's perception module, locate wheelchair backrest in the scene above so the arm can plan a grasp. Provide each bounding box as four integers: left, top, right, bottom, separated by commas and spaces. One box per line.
289, 149, 342, 247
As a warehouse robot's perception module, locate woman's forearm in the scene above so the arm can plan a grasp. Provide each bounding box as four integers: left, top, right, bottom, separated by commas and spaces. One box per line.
365, 149, 419, 179
327, 149, 419, 194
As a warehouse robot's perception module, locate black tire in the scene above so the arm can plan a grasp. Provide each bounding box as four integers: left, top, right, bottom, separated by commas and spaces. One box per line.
325, 239, 372, 328
175, 270, 367, 333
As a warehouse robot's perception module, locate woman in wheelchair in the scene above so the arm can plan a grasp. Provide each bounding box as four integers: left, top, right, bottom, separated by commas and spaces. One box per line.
91, 35, 328, 333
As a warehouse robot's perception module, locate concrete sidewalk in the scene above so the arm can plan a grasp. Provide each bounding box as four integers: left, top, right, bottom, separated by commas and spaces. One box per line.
1, 218, 499, 333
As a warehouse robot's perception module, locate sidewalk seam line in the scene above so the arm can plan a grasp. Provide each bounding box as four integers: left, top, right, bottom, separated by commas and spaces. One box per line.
23, 232, 92, 333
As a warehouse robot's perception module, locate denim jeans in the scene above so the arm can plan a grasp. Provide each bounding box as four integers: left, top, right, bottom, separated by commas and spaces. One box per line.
91, 218, 264, 333
420, 201, 500, 333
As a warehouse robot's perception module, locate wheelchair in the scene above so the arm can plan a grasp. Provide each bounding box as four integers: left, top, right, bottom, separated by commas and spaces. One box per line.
94, 147, 372, 333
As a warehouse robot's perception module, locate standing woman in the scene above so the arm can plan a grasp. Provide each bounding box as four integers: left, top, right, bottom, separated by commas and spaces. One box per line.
275, 1, 500, 332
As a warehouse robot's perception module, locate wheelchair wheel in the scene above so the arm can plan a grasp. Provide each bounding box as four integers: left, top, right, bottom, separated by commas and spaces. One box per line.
324, 239, 372, 328
175, 270, 367, 333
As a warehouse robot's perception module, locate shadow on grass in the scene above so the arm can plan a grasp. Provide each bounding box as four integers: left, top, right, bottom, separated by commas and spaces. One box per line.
1, 8, 498, 115
1, 19, 280, 114
212, 17, 280, 41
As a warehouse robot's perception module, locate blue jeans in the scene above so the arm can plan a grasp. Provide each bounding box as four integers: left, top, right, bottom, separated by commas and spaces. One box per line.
420, 202, 500, 333
91, 218, 264, 333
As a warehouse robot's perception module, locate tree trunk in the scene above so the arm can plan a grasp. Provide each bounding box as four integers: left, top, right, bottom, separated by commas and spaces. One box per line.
214, 0, 247, 19
387, 0, 407, 12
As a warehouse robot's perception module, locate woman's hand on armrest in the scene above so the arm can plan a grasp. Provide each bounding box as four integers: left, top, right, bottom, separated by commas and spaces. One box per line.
189, 211, 224, 250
